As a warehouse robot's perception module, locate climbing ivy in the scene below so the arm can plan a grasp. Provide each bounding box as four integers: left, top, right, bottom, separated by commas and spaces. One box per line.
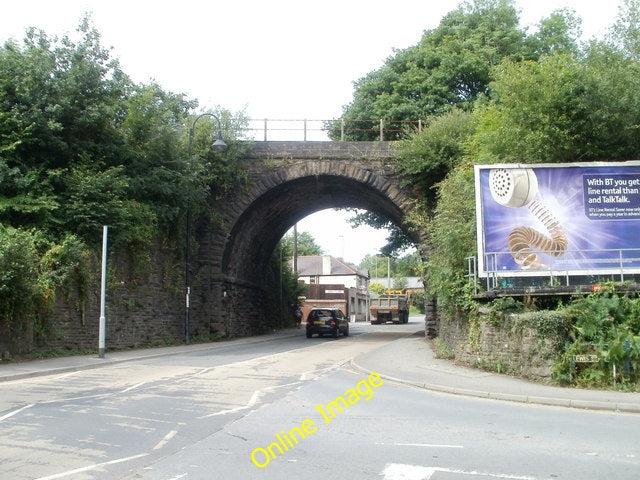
553, 286, 640, 389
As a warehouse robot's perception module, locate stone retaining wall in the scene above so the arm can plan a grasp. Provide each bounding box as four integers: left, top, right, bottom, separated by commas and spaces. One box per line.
437, 309, 568, 381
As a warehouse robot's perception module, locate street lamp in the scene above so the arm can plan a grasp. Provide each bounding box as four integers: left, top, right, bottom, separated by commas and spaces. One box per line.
185, 113, 227, 344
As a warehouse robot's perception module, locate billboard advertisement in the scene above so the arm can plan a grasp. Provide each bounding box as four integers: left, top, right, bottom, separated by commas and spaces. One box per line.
474, 162, 640, 277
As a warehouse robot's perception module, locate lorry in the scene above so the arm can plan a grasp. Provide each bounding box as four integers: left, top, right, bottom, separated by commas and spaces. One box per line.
369, 290, 409, 324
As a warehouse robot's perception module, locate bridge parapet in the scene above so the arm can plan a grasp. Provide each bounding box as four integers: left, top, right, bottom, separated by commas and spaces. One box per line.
247, 141, 397, 161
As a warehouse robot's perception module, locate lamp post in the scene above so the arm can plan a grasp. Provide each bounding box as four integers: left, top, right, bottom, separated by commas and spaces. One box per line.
185, 113, 227, 344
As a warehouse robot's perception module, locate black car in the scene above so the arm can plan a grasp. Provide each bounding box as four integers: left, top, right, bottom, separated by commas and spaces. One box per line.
305, 307, 349, 338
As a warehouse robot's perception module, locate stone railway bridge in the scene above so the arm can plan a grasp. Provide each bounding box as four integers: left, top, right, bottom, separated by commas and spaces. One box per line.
188, 141, 436, 338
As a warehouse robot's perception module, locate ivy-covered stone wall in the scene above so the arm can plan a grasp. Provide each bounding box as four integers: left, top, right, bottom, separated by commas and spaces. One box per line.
438, 308, 571, 381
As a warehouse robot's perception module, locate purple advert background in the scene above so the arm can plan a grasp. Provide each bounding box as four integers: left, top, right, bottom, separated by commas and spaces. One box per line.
477, 164, 640, 275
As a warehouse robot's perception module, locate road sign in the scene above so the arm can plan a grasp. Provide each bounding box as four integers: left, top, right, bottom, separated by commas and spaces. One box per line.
572, 354, 599, 363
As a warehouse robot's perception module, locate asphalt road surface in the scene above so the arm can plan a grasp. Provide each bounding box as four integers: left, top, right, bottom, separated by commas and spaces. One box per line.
1, 318, 638, 480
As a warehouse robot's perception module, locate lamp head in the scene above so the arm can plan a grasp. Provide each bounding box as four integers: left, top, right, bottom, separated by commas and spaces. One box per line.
212, 131, 227, 150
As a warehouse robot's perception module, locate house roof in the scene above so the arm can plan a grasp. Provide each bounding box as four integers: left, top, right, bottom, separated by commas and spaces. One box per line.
294, 255, 369, 278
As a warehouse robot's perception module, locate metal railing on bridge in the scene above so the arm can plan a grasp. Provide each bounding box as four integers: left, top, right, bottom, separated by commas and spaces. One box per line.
242, 118, 426, 141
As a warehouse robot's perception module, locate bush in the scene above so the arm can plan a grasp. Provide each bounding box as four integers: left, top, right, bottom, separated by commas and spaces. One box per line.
0, 226, 88, 351
553, 287, 640, 389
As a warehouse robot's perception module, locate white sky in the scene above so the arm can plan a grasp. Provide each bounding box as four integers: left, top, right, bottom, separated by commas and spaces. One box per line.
0, 0, 622, 265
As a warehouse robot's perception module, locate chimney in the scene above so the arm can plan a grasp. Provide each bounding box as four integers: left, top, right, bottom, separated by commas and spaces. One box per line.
322, 255, 332, 275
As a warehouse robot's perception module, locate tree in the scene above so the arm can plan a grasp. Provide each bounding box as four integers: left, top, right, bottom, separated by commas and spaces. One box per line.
395, 109, 474, 206
369, 282, 387, 295
424, 162, 477, 317
524, 8, 582, 57
0, 18, 131, 236
360, 254, 389, 278
0, 17, 252, 350
281, 231, 324, 259
470, 49, 640, 164
330, 0, 529, 140
611, 0, 640, 60
120, 82, 195, 228
395, 251, 422, 277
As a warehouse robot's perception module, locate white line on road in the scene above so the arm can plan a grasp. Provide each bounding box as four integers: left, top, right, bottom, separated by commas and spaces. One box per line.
376, 442, 463, 448
33, 452, 149, 480
121, 381, 146, 393
0, 403, 34, 422
381, 464, 437, 480
381, 463, 539, 480
200, 381, 302, 418
55, 371, 81, 380
153, 429, 178, 450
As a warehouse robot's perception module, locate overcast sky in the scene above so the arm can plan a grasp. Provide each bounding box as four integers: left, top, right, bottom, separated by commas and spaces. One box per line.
0, 0, 623, 265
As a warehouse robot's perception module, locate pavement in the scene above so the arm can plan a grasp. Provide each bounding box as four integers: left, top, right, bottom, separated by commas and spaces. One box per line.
1, 327, 639, 414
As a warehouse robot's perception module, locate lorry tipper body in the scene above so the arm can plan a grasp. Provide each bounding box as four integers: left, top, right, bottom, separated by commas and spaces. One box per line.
369, 292, 409, 324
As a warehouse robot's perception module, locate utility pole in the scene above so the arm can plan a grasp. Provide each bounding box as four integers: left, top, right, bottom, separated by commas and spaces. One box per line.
293, 223, 298, 274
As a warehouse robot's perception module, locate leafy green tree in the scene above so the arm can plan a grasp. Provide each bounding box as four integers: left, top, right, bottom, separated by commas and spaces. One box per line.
524, 8, 582, 57
395, 251, 422, 277
120, 83, 195, 228
0, 226, 44, 342
359, 254, 393, 279
61, 165, 157, 246
470, 50, 640, 164
425, 163, 477, 317
330, 0, 531, 140
395, 109, 474, 205
0, 17, 252, 351
610, 0, 640, 60
369, 282, 386, 295
0, 226, 86, 351
281, 231, 324, 259
0, 18, 131, 236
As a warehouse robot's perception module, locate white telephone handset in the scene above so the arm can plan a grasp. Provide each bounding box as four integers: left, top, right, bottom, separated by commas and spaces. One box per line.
488, 168, 567, 270
489, 168, 538, 207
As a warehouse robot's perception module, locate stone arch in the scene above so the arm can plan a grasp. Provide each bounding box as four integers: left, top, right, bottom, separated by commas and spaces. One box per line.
191, 142, 426, 337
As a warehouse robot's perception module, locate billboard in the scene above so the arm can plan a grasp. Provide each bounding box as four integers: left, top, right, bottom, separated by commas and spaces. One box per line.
474, 162, 640, 277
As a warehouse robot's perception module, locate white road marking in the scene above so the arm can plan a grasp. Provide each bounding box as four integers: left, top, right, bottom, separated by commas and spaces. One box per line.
0, 403, 34, 422
200, 381, 302, 418
153, 429, 178, 450
381, 464, 437, 480
381, 463, 539, 480
376, 442, 463, 448
55, 371, 81, 380
121, 381, 146, 393
33, 453, 148, 480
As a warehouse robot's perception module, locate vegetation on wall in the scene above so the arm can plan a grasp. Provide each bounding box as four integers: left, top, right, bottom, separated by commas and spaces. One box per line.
0, 17, 249, 351
483, 288, 640, 389
553, 287, 640, 389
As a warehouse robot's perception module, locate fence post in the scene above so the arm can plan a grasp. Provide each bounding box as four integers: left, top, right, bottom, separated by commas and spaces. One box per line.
303, 119, 307, 141
341, 119, 345, 141
418, 119, 422, 132
379, 119, 384, 141
263, 118, 268, 142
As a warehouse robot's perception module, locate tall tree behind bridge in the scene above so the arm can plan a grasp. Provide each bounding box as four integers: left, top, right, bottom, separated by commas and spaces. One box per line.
328, 0, 580, 141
